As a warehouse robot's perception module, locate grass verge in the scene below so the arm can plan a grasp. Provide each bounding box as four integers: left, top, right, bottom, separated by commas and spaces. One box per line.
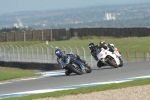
0, 67, 40, 82
2, 78, 150, 100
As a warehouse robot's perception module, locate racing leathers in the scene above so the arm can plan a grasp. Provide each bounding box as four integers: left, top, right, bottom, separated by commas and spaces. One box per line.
99, 43, 114, 53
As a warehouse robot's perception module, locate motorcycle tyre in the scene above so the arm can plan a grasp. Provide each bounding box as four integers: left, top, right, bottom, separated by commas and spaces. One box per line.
97, 61, 104, 68
85, 66, 92, 73
69, 64, 83, 75
119, 58, 123, 67
107, 59, 119, 68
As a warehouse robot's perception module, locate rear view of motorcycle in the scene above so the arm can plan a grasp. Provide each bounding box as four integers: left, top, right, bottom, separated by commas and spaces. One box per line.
56, 51, 92, 76
89, 43, 123, 68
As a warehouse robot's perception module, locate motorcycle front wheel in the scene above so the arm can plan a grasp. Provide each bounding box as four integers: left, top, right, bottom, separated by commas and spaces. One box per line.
85, 66, 92, 73
119, 57, 123, 67
69, 64, 83, 75
106, 58, 119, 68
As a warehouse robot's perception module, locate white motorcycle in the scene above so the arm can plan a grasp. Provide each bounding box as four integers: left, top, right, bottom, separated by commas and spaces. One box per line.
97, 48, 123, 68
96, 46, 123, 68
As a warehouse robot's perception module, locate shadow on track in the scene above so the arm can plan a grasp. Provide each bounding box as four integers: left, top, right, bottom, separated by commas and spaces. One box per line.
92, 66, 115, 70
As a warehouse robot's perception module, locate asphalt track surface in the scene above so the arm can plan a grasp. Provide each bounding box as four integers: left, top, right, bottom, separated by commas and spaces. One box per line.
0, 61, 150, 96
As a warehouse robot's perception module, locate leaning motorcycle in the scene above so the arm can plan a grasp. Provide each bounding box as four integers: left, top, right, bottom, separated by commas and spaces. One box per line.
57, 53, 92, 76
89, 43, 123, 68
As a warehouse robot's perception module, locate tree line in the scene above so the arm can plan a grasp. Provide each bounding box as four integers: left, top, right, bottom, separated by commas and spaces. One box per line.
0, 27, 33, 33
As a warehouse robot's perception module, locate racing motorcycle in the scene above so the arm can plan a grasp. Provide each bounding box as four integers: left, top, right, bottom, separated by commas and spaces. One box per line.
57, 52, 92, 76
89, 43, 123, 68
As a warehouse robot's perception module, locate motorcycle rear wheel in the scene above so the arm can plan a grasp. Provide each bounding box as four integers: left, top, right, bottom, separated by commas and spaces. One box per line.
97, 61, 105, 68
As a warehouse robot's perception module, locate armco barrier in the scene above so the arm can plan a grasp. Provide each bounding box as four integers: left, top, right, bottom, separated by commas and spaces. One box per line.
0, 61, 61, 71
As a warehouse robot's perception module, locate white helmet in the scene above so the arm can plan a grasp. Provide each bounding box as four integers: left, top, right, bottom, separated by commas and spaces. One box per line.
110, 44, 115, 48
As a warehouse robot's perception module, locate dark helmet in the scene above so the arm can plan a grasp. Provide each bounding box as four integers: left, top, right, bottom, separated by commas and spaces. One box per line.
55, 49, 62, 58
99, 40, 106, 46
88, 43, 95, 51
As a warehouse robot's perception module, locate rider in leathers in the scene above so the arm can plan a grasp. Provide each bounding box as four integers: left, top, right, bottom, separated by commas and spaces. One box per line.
55, 49, 86, 72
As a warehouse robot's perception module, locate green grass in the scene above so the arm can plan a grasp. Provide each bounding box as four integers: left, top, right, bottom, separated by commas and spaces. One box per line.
0, 67, 40, 81
3, 78, 150, 100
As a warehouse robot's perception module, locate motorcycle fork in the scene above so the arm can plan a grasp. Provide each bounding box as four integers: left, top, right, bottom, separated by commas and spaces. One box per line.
105, 55, 111, 62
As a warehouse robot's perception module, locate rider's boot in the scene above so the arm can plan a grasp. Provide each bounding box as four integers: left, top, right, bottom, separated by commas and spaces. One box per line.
81, 65, 86, 73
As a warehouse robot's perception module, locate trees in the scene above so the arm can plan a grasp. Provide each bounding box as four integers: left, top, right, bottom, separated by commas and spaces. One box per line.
0, 27, 33, 33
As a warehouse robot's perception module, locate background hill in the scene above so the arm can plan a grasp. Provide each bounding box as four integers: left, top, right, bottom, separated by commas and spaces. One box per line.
0, 3, 150, 29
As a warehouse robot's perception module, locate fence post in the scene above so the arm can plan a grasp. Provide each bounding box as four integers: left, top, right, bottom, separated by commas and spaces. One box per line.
75, 46, 79, 55
6, 45, 10, 61
35, 46, 39, 62
10, 45, 14, 62
144, 50, 148, 61
81, 46, 86, 60
147, 53, 150, 61
25, 46, 28, 62
68, 46, 72, 53
1, 45, 6, 61
135, 50, 138, 62
19, 46, 23, 62
40, 46, 44, 63
29, 46, 33, 62
51, 46, 55, 63
126, 50, 130, 63
15, 46, 19, 61
62, 46, 66, 52
45, 46, 49, 63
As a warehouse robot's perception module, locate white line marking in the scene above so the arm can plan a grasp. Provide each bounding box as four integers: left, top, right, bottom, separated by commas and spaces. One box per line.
0, 75, 150, 99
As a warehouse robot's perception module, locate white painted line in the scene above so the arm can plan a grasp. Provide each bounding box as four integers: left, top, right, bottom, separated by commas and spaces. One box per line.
0, 75, 150, 99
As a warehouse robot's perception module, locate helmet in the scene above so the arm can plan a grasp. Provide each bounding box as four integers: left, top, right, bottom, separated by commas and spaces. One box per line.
88, 43, 95, 51
99, 40, 106, 46
109, 44, 115, 48
55, 49, 62, 58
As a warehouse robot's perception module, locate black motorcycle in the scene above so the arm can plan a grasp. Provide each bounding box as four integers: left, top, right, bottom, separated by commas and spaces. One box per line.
57, 53, 92, 76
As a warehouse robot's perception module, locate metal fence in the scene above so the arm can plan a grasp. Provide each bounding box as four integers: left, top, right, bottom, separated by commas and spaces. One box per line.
0, 45, 149, 67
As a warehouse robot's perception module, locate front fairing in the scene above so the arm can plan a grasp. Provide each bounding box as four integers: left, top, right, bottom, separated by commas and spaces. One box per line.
97, 48, 107, 60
